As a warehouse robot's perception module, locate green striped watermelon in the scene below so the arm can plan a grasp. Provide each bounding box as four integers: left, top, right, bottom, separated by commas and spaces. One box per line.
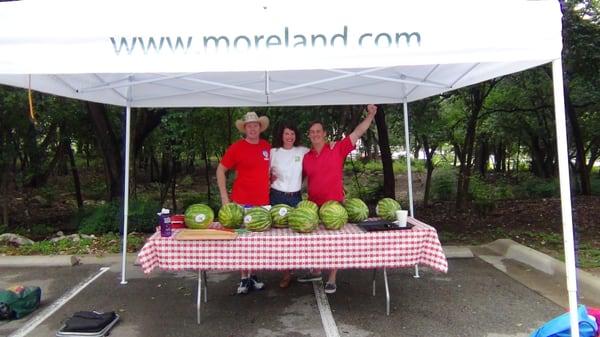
270, 204, 293, 228
376, 198, 401, 221
288, 207, 319, 233
296, 200, 318, 213
184, 204, 214, 229
243, 207, 272, 232
344, 198, 369, 222
319, 201, 348, 230
218, 203, 244, 229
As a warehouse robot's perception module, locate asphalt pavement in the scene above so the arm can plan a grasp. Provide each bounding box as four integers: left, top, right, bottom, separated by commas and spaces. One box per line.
0, 255, 569, 337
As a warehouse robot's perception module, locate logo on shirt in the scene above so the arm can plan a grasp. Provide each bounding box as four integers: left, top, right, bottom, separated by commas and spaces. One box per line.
262, 150, 269, 160
294, 156, 300, 162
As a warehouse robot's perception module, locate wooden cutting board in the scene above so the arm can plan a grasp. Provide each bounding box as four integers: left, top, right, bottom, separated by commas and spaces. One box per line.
173, 229, 238, 240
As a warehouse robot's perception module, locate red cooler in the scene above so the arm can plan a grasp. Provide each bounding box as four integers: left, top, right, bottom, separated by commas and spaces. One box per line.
171, 214, 185, 228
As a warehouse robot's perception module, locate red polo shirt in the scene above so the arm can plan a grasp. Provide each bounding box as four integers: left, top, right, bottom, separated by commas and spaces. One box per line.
221, 139, 271, 206
303, 137, 355, 206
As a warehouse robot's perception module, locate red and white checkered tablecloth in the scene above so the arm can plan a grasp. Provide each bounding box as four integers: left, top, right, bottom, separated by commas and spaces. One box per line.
137, 217, 448, 274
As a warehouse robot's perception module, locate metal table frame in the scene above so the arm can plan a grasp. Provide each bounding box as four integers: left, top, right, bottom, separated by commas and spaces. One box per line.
195, 265, 420, 324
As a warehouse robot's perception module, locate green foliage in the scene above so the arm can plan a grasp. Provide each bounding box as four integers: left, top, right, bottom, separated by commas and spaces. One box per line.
468, 175, 513, 214
179, 175, 194, 187
346, 175, 385, 204
513, 176, 559, 199
76, 198, 159, 235
430, 167, 457, 201
0, 233, 146, 256
591, 176, 600, 196
180, 192, 220, 214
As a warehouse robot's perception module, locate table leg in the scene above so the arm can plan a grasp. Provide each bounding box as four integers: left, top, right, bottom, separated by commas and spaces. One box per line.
372, 269, 377, 296
413, 265, 420, 278
197, 270, 202, 324
202, 271, 208, 303
383, 268, 390, 316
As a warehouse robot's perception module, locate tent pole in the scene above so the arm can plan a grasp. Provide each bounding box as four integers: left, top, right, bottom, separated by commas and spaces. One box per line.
402, 100, 414, 216
120, 95, 132, 285
551, 59, 579, 337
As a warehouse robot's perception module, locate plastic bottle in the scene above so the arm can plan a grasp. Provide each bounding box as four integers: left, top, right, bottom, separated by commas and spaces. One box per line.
158, 208, 172, 237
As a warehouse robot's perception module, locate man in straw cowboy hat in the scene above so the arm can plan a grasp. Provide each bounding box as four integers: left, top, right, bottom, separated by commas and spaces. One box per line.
217, 111, 270, 294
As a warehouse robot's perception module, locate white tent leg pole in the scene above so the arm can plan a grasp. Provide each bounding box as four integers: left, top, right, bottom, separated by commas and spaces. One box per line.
403, 101, 414, 216
120, 102, 132, 285
552, 59, 579, 337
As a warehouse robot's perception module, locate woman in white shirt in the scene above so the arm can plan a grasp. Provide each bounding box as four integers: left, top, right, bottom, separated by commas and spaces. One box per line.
270, 123, 309, 288
270, 123, 309, 207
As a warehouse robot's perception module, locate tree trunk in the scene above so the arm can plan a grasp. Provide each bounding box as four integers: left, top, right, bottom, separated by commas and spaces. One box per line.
374, 105, 395, 199
421, 137, 437, 207
202, 136, 212, 199
64, 140, 84, 209
1, 170, 8, 227
171, 157, 178, 212
564, 91, 591, 194
86, 102, 123, 201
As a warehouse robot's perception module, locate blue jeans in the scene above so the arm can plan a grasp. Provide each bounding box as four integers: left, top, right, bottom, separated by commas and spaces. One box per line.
269, 188, 302, 207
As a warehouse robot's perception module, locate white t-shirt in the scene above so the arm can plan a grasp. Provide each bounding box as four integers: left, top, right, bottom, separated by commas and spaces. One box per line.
270, 146, 310, 193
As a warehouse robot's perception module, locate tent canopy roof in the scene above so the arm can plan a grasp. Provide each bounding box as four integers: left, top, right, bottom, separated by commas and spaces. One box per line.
0, 0, 562, 107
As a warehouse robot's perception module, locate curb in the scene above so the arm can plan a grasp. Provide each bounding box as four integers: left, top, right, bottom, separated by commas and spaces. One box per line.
443, 246, 474, 259
482, 239, 600, 301
0, 253, 140, 268
0, 255, 80, 267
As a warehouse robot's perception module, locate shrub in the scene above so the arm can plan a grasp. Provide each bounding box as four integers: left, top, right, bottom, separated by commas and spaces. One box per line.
431, 167, 457, 201
346, 175, 385, 204
591, 176, 600, 196
514, 176, 559, 199
76, 198, 159, 235
180, 192, 220, 214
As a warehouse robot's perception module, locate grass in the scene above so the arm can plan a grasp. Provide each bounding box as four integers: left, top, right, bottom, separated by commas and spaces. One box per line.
0, 233, 146, 256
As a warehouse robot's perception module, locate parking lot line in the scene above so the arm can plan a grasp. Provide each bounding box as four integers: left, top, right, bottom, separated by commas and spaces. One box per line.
313, 281, 340, 337
9, 267, 110, 337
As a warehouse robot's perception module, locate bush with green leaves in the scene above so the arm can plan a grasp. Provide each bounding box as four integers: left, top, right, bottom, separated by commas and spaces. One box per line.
430, 166, 457, 201
513, 175, 559, 199
346, 175, 385, 204
591, 176, 600, 196
76, 198, 159, 235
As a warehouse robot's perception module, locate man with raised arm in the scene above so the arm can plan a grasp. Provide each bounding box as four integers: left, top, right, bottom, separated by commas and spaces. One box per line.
298, 104, 378, 294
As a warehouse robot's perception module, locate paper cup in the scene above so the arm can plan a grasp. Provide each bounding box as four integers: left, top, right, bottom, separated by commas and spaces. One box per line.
396, 210, 408, 227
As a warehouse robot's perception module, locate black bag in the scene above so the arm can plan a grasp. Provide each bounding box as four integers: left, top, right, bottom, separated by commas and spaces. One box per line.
62, 311, 117, 333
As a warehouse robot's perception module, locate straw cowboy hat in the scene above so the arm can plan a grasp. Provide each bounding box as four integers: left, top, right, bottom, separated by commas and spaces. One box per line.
235, 111, 269, 133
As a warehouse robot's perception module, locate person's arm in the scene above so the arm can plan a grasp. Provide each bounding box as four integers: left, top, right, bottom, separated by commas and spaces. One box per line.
216, 163, 230, 205
348, 104, 377, 146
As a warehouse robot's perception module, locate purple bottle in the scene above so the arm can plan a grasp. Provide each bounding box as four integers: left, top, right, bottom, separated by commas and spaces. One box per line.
158, 208, 172, 237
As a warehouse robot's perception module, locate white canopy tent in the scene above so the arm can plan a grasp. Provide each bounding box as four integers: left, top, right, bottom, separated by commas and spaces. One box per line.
0, 0, 581, 334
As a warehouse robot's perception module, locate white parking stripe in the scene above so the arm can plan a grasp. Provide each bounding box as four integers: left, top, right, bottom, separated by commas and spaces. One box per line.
9, 267, 110, 337
312, 281, 341, 337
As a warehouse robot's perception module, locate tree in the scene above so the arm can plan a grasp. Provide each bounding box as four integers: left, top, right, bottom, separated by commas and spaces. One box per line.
410, 98, 445, 206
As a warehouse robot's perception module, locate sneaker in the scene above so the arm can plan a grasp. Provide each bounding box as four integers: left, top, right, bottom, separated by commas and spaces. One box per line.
249, 275, 265, 290
297, 272, 322, 283
237, 278, 252, 294
324, 282, 337, 294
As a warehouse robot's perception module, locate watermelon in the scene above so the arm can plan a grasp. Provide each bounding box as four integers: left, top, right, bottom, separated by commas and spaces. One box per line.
319, 201, 348, 230
243, 207, 272, 232
270, 204, 293, 228
218, 203, 244, 229
344, 198, 369, 223
297, 200, 318, 213
184, 204, 214, 229
288, 207, 319, 233
376, 198, 401, 221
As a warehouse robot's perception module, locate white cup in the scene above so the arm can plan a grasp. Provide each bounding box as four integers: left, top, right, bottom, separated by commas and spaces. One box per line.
396, 210, 408, 227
